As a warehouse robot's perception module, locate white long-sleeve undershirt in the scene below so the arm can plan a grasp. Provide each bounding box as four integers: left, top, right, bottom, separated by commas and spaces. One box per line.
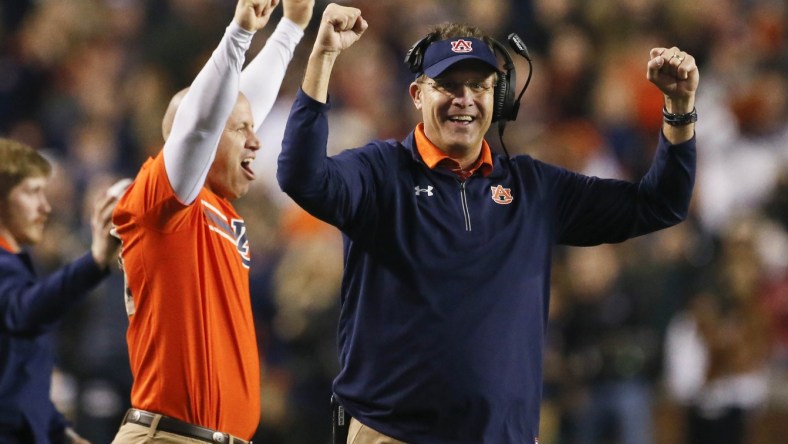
163, 19, 303, 205
241, 18, 304, 133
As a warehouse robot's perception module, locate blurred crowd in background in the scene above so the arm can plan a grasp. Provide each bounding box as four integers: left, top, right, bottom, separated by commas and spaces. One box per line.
1, 0, 786, 443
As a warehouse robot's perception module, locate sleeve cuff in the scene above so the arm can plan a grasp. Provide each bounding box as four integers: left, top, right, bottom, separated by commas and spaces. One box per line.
277, 17, 306, 41
228, 20, 256, 41
297, 87, 332, 111
659, 128, 696, 148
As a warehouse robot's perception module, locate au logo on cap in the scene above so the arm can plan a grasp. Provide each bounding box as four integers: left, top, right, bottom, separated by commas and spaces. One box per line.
450, 39, 473, 53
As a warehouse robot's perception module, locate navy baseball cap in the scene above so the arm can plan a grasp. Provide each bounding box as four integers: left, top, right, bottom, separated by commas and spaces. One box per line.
420, 37, 499, 78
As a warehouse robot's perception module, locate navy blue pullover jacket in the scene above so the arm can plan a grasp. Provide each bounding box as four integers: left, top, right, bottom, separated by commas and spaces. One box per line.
278, 89, 696, 443
0, 247, 108, 443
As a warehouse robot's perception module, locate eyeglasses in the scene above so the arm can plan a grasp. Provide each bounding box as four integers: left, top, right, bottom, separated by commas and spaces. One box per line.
419, 78, 494, 97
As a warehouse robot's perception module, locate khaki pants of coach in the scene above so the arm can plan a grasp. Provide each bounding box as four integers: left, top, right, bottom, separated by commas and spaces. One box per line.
347, 418, 408, 444
111, 422, 247, 444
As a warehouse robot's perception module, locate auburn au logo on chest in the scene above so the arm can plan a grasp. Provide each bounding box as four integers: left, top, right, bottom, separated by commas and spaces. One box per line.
491, 185, 514, 205
201, 200, 251, 268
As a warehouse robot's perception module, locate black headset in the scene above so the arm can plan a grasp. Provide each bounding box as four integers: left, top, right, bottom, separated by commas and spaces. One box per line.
405, 32, 533, 157
405, 33, 530, 123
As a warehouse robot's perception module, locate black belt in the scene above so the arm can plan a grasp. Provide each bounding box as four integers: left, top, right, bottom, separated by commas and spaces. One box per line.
122, 408, 251, 444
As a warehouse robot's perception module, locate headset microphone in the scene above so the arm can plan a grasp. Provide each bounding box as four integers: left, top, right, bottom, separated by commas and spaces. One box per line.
508, 33, 531, 61
497, 33, 534, 159
504, 33, 533, 123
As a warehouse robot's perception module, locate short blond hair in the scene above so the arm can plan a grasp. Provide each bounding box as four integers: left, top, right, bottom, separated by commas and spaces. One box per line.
0, 138, 52, 200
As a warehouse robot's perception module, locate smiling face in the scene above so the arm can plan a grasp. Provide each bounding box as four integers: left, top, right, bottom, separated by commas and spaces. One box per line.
410, 60, 497, 163
0, 175, 51, 248
205, 93, 261, 200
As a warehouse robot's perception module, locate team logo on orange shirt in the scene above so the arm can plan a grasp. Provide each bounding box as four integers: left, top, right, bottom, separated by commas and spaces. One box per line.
202, 200, 251, 268
232, 219, 251, 268
490, 185, 513, 205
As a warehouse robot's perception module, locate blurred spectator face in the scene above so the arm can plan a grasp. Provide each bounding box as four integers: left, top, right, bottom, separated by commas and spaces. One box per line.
566, 244, 620, 300
730, 69, 788, 136
459, 0, 509, 33
411, 61, 497, 155
0, 176, 51, 246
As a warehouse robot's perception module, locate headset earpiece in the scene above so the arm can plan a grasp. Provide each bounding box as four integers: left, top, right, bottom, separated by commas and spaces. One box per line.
493, 69, 511, 122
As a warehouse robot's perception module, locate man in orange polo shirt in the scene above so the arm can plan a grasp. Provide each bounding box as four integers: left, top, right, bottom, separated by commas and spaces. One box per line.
111, 0, 313, 442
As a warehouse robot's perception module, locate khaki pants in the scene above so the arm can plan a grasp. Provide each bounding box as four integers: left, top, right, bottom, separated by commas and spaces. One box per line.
111, 421, 248, 444
347, 418, 408, 444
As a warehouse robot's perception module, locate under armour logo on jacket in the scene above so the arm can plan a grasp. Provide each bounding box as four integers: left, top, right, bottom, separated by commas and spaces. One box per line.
414, 185, 434, 196
491, 185, 514, 205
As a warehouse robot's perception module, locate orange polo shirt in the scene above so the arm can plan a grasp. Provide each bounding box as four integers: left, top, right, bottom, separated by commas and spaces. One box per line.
112, 153, 260, 438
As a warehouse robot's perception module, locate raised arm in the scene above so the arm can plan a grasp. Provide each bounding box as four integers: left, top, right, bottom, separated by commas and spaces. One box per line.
240, 0, 314, 132
302, 3, 367, 102
164, 0, 280, 204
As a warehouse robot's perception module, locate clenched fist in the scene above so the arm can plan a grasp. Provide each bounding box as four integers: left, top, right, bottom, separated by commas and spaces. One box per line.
234, 0, 280, 33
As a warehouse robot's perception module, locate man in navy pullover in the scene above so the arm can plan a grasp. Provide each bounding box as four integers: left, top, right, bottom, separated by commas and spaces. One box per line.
278, 4, 698, 443
0, 138, 124, 443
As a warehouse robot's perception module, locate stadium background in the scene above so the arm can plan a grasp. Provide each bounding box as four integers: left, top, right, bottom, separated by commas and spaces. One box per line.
0, 0, 786, 442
